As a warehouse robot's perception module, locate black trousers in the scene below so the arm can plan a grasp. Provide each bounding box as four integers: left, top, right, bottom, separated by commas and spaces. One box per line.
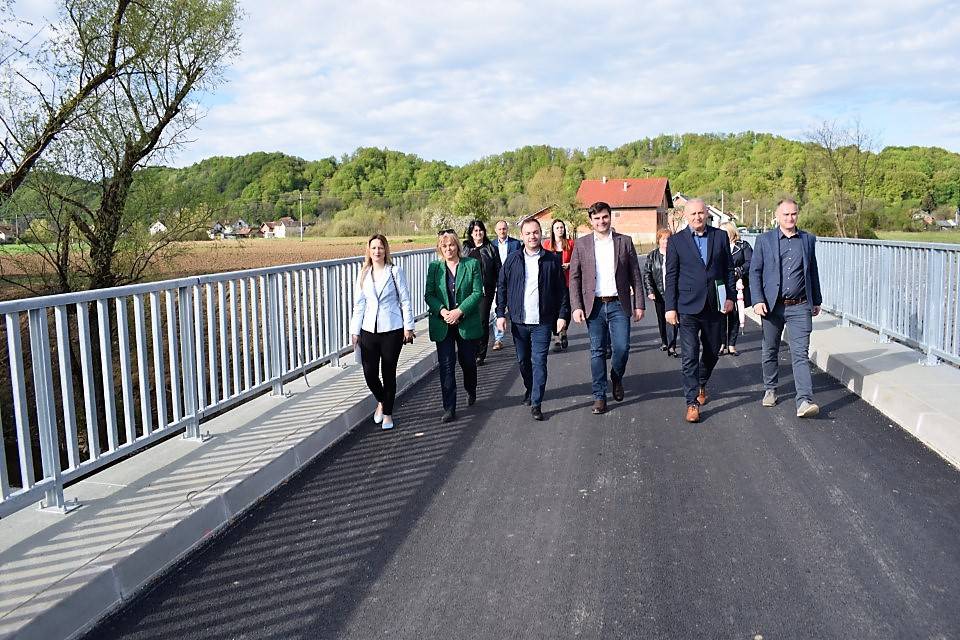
653, 295, 677, 349
476, 293, 493, 361
678, 308, 723, 406
724, 312, 741, 347
359, 329, 404, 414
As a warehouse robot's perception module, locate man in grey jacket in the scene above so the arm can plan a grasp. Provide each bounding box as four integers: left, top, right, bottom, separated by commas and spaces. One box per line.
749, 198, 823, 418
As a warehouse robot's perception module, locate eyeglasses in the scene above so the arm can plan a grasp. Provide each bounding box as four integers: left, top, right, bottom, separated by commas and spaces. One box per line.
437, 228, 455, 236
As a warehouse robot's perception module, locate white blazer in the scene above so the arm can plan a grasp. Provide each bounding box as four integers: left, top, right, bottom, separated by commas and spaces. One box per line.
349, 265, 415, 335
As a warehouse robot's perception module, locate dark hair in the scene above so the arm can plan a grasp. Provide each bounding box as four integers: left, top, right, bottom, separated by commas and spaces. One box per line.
588, 201, 611, 218
520, 217, 542, 231
464, 219, 489, 247
550, 219, 569, 251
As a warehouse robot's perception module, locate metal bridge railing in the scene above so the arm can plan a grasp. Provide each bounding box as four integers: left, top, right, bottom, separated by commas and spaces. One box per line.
0, 248, 435, 519
743, 234, 960, 367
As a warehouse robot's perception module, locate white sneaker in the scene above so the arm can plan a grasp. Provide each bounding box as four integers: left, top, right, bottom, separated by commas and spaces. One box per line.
762, 390, 776, 407
382, 419, 394, 430
797, 401, 820, 418
373, 407, 383, 424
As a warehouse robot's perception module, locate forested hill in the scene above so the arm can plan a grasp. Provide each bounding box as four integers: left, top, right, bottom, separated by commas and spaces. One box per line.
156, 132, 960, 235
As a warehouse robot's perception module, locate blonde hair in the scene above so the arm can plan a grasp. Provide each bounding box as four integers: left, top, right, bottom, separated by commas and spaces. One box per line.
359, 234, 392, 283
436, 230, 461, 259
721, 222, 740, 244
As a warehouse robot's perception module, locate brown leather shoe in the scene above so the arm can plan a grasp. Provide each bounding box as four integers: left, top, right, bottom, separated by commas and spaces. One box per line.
685, 404, 700, 423
612, 379, 624, 401
592, 399, 607, 415
492, 340, 503, 351
696, 386, 709, 406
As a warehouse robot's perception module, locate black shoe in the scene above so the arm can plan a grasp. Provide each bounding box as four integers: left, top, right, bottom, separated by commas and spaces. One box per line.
441, 410, 456, 423
531, 406, 544, 421
522, 390, 531, 406
659, 344, 668, 351
553, 341, 562, 352
467, 392, 476, 406
561, 334, 568, 349
476, 357, 486, 366
612, 379, 624, 402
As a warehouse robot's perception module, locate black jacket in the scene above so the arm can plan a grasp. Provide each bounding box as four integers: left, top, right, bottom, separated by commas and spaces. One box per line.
462, 241, 500, 296
496, 249, 571, 326
730, 240, 753, 307
642, 248, 667, 298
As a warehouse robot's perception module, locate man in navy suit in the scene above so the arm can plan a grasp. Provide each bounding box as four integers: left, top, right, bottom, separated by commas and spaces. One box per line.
492, 219, 523, 350
749, 198, 823, 418
664, 198, 736, 423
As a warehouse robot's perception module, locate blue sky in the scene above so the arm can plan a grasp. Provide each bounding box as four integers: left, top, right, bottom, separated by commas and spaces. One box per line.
16, 0, 960, 167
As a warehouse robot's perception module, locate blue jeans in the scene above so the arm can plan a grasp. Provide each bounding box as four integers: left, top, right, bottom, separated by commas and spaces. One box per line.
436, 329, 477, 412
511, 323, 552, 407
586, 301, 631, 400
678, 309, 723, 405
761, 301, 814, 407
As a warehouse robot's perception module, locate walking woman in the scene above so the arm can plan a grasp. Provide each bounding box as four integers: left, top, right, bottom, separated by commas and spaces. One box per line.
350, 234, 415, 430
642, 228, 678, 357
542, 218, 575, 351
425, 230, 484, 422
720, 222, 752, 356
461, 220, 500, 365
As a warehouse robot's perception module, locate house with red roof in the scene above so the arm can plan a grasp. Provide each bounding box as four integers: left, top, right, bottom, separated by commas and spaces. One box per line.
575, 177, 673, 243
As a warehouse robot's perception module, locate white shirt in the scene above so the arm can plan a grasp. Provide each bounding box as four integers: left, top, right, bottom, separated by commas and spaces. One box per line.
522, 249, 541, 324
594, 233, 617, 296
497, 238, 509, 264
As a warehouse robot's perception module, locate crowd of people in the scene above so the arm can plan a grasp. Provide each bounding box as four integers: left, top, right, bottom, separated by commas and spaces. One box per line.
349, 197, 822, 429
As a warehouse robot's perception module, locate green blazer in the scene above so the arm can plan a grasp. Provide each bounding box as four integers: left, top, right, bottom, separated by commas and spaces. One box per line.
425, 257, 484, 342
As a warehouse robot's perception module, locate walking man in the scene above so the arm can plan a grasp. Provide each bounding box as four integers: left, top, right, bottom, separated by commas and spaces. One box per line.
664, 198, 736, 423
749, 198, 823, 417
496, 219, 570, 420
569, 201, 644, 415
491, 219, 522, 350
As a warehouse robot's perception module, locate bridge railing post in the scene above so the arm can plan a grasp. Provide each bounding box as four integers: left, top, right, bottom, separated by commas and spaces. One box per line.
266, 272, 284, 396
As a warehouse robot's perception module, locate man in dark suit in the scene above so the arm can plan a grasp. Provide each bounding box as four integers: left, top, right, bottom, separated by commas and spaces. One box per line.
749, 198, 823, 418
569, 201, 644, 415
664, 198, 736, 423
491, 219, 523, 350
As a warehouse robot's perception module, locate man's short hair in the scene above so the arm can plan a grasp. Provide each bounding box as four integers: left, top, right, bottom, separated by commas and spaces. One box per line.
495, 219, 509, 227
520, 217, 542, 231
587, 201, 611, 217
776, 198, 799, 209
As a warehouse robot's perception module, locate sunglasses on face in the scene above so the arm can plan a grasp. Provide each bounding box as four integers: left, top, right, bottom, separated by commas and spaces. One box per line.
437, 228, 455, 236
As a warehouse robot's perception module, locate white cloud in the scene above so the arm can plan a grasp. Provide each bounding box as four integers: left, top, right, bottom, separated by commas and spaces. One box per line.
168, 0, 960, 166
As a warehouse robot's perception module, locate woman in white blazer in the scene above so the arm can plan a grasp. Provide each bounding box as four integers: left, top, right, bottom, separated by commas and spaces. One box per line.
350, 234, 415, 430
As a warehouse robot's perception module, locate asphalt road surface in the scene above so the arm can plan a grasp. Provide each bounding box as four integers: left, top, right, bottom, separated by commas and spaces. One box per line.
86, 316, 960, 640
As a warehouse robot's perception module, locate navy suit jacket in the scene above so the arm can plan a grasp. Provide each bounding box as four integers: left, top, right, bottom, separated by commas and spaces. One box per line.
664, 225, 737, 315
748, 228, 822, 308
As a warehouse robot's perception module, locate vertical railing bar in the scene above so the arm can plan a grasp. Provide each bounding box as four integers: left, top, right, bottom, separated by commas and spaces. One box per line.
165, 290, 183, 421
218, 282, 229, 400
28, 308, 65, 510
240, 278, 251, 390
96, 299, 119, 452
284, 272, 294, 372
133, 294, 154, 437
193, 284, 206, 412
150, 292, 168, 431
206, 283, 219, 406
251, 276, 262, 386
259, 274, 269, 384
115, 298, 136, 444
5, 312, 35, 487
54, 306, 80, 469
76, 302, 100, 460
307, 269, 316, 362
295, 270, 305, 370
0, 402, 8, 498
178, 286, 200, 440
267, 273, 283, 395
229, 280, 240, 396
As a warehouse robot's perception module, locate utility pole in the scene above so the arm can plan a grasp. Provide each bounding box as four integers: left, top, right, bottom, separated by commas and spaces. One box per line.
298, 191, 304, 242
755, 203, 759, 229
741, 198, 750, 225
720, 191, 724, 215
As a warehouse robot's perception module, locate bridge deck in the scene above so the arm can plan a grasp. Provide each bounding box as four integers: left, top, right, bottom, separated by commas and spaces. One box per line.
87, 320, 960, 640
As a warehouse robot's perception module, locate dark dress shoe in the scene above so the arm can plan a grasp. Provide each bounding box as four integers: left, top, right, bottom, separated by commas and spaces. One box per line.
553, 341, 562, 352
667, 348, 677, 358
685, 405, 700, 423
659, 344, 668, 351
531, 406, 544, 421
697, 387, 709, 406
476, 357, 486, 366
592, 399, 607, 415
522, 390, 531, 406
441, 410, 456, 423
468, 392, 477, 406
612, 379, 624, 402
561, 334, 568, 349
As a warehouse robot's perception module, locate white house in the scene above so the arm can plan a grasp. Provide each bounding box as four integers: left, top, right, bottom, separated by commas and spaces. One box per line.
149, 221, 168, 235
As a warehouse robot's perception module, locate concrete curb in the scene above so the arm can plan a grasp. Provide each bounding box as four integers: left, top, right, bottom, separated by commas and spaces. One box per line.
0, 322, 438, 640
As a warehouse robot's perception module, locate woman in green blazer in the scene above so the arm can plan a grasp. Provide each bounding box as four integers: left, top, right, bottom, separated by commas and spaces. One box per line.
425, 230, 484, 422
